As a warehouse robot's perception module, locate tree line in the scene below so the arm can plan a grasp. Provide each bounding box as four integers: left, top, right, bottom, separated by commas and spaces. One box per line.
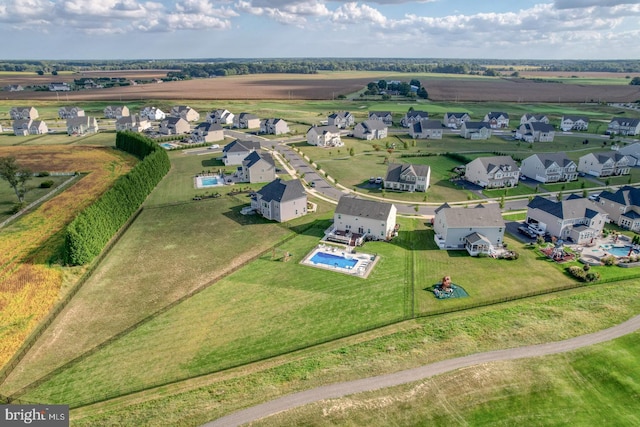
63, 132, 170, 265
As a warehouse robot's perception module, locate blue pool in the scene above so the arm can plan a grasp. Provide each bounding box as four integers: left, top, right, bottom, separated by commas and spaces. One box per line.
605, 245, 637, 257
310, 251, 358, 269
159, 143, 174, 149
201, 177, 220, 186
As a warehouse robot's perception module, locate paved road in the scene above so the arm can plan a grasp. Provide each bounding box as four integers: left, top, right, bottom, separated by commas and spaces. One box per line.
204, 314, 640, 427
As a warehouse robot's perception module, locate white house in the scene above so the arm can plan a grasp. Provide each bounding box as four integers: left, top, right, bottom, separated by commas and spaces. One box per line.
483, 112, 510, 129
384, 163, 431, 192
159, 117, 190, 135
207, 109, 235, 125
306, 125, 343, 147
66, 116, 98, 135
607, 117, 640, 136
560, 115, 589, 132
409, 120, 443, 139
433, 203, 505, 255
9, 106, 38, 120
222, 139, 261, 166
191, 122, 224, 143
465, 156, 520, 188
577, 152, 631, 177
233, 113, 260, 129
251, 178, 307, 223
519, 114, 550, 126
171, 105, 200, 122
520, 152, 577, 183
239, 151, 276, 184
58, 106, 85, 119
368, 111, 393, 126
597, 186, 640, 231
327, 111, 354, 129
442, 112, 471, 129
353, 120, 388, 140
104, 105, 130, 119
115, 115, 151, 133
460, 121, 492, 140
401, 110, 429, 128
141, 107, 166, 121
516, 122, 556, 142
329, 196, 397, 245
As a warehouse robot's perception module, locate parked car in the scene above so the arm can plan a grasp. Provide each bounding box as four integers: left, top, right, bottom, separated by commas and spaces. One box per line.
374, 177, 382, 184
517, 226, 537, 239
588, 193, 600, 201
369, 177, 375, 184
208, 144, 220, 149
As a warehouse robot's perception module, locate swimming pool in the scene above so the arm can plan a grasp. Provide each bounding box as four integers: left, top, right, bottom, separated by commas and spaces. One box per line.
159, 143, 175, 149
310, 251, 358, 269
604, 245, 637, 257
195, 175, 224, 188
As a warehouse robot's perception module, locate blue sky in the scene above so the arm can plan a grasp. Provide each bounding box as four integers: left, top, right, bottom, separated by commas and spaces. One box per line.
0, 0, 639, 60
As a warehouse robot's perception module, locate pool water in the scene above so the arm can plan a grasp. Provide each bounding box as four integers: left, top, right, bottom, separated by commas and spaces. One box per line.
201, 177, 220, 186
310, 251, 358, 269
605, 245, 637, 257
159, 143, 174, 149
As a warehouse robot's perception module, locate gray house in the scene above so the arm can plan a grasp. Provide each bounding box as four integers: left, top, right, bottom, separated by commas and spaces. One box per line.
222, 140, 261, 166
327, 111, 354, 129
526, 195, 607, 244
115, 115, 151, 133
251, 178, 307, 223
191, 122, 224, 143
560, 115, 589, 131
433, 203, 505, 255
59, 106, 85, 119
519, 114, 550, 125
66, 116, 98, 135
368, 111, 393, 126
483, 112, 510, 129
400, 110, 429, 128
465, 156, 520, 188
239, 151, 276, 183
607, 117, 640, 136
384, 163, 431, 192
577, 152, 631, 177
409, 120, 443, 139
443, 112, 471, 129
460, 121, 492, 140
353, 120, 388, 140
520, 152, 577, 183
104, 105, 130, 119
207, 109, 234, 125
516, 122, 556, 142
597, 186, 640, 232
329, 196, 397, 245
260, 118, 289, 135
233, 112, 260, 129
9, 106, 38, 120
159, 117, 190, 135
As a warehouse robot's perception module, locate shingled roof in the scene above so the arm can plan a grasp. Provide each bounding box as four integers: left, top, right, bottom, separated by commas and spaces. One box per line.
335, 196, 394, 222
257, 178, 305, 203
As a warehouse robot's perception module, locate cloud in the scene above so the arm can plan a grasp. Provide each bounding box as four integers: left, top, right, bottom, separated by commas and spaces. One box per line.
554, 0, 640, 9
332, 2, 388, 26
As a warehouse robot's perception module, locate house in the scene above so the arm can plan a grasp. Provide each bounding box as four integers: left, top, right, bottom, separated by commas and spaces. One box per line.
400, 110, 429, 128
483, 112, 510, 129
159, 117, 190, 135
516, 122, 556, 142
251, 178, 307, 223
443, 112, 471, 129
115, 115, 151, 133
140, 107, 166, 121
12, 119, 31, 136
306, 125, 343, 147
327, 111, 354, 129
9, 106, 38, 120
433, 203, 505, 255
409, 120, 443, 139
222, 139, 261, 166
460, 121, 492, 140
66, 116, 98, 135
597, 186, 640, 231
206, 109, 235, 125
526, 195, 608, 244
5, 85, 23, 92
29, 120, 48, 135
49, 82, 70, 91
368, 111, 393, 126
519, 114, 550, 126
260, 118, 289, 135
353, 120, 388, 140
465, 156, 520, 188
384, 163, 431, 192
328, 196, 397, 245
191, 122, 224, 143
560, 115, 589, 132
238, 151, 276, 183
607, 117, 640, 136
170, 105, 200, 122
520, 152, 578, 183
104, 105, 130, 119
58, 106, 85, 119
617, 142, 640, 166
577, 152, 631, 177
233, 112, 260, 129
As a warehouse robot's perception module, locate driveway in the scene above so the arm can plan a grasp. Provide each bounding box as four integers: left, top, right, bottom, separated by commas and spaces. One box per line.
204, 314, 640, 427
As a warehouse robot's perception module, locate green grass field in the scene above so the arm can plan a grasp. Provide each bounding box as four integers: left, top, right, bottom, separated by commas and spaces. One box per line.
0, 174, 75, 222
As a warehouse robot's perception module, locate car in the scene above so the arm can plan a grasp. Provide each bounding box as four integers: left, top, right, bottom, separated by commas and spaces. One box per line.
369, 177, 375, 184
520, 175, 526, 181
374, 177, 382, 184
208, 144, 220, 150
588, 194, 600, 201
517, 226, 537, 239
578, 172, 586, 177
310, 181, 316, 187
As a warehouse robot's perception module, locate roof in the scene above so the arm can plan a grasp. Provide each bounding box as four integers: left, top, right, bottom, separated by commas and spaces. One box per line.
445, 112, 469, 118
610, 117, 640, 127
238, 112, 259, 120
369, 111, 392, 117
308, 125, 340, 135
485, 111, 509, 119
257, 178, 306, 203
525, 122, 555, 132
413, 120, 442, 132
385, 163, 430, 182
436, 203, 504, 228
357, 120, 387, 131
223, 139, 261, 153
335, 196, 395, 221
195, 122, 223, 132
405, 110, 429, 119
527, 152, 574, 168
469, 156, 518, 173
562, 115, 589, 122
243, 151, 275, 168
528, 196, 607, 220
598, 185, 640, 208
586, 151, 629, 165
463, 121, 490, 130
328, 111, 352, 119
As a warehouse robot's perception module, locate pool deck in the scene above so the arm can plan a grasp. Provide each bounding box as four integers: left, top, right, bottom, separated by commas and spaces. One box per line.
194, 174, 225, 189
301, 244, 379, 278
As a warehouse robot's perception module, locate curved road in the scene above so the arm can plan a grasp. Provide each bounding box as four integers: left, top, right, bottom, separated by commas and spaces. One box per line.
205, 314, 640, 427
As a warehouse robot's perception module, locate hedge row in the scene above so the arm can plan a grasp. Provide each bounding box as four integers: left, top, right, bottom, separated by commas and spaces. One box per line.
63, 132, 170, 265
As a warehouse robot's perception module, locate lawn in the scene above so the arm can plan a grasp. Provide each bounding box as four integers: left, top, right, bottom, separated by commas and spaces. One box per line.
0, 174, 75, 222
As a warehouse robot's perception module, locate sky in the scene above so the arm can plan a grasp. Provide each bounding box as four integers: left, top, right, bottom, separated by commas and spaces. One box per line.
0, 0, 639, 60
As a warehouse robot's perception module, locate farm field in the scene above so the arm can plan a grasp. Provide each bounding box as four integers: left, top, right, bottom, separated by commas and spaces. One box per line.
0, 144, 135, 368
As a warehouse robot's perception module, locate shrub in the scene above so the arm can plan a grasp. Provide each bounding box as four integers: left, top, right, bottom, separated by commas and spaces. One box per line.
567, 265, 586, 281
9, 202, 26, 214
583, 264, 591, 271
37, 171, 50, 177
40, 180, 54, 188
585, 272, 601, 282
601, 255, 617, 266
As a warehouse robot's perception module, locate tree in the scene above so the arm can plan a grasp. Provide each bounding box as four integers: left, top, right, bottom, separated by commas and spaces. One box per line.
417, 86, 428, 99
410, 79, 421, 88
349, 147, 355, 156
630, 76, 640, 85
0, 156, 32, 203
377, 79, 387, 89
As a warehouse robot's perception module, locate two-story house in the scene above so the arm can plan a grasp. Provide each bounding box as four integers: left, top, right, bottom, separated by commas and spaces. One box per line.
233, 112, 260, 129
516, 122, 556, 142
170, 105, 200, 122
327, 111, 354, 129
442, 112, 471, 129
66, 116, 98, 135
329, 196, 397, 245
9, 106, 38, 120
384, 163, 431, 192
465, 156, 520, 188
222, 140, 261, 166
12, 119, 32, 136
577, 152, 631, 177
597, 186, 640, 232
115, 115, 151, 133
140, 107, 166, 121
560, 115, 589, 132
617, 142, 640, 166
526, 195, 608, 244
520, 153, 578, 183
607, 117, 640, 136
104, 105, 130, 119
433, 203, 505, 255
483, 112, 510, 129
400, 110, 429, 128
260, 118, 289, 135
251, 178, 307, 223
58, 106, 85, 119
206, 109, 235, 125
306, 125, 343, 147
460, 121, 492, 140
519, 114, 550, 126
409, 120, 443, 139
49, 82, 70, 91
159, 117, 190, 135
353, 120, 388, 140
238, 151, 276, 184
191, 122, 224, 143
368, 111, 393, 126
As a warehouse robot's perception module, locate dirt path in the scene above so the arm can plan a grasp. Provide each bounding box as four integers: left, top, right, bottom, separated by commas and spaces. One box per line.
204, 314, 640, 427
